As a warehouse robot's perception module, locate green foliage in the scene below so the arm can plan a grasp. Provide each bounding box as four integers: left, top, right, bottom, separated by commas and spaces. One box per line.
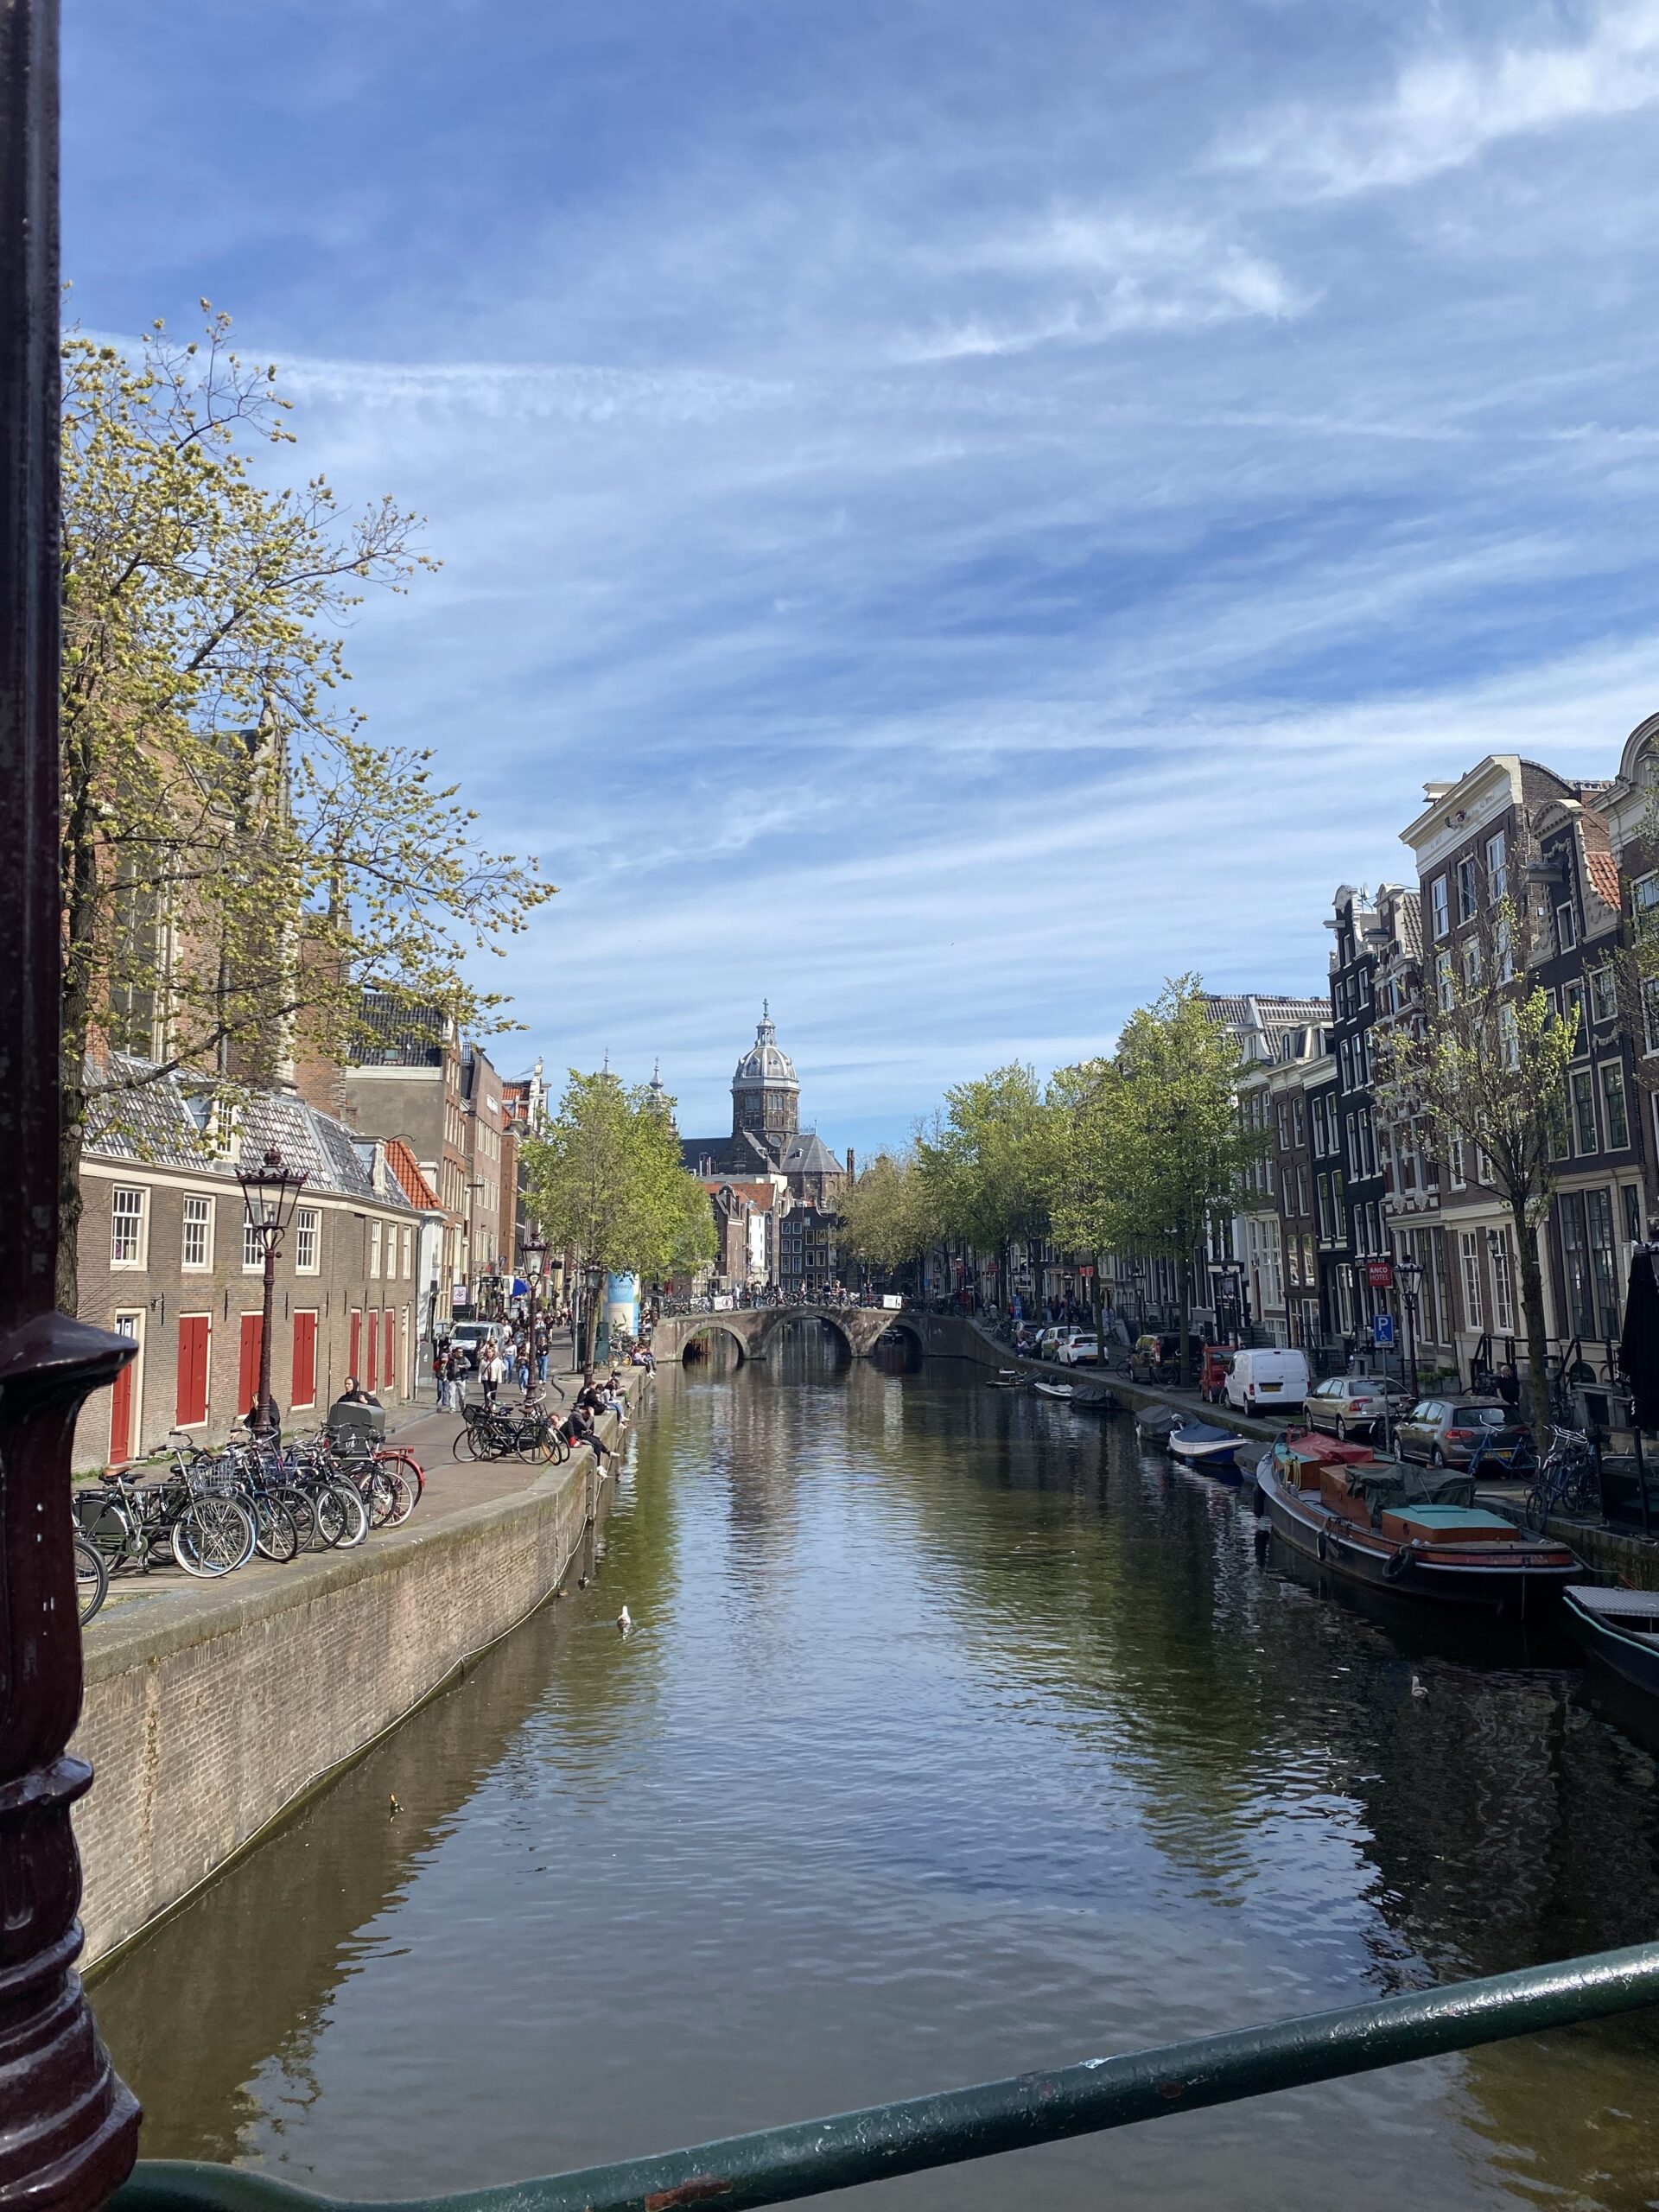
916, 1064, 1054, 1256
1044, 1056, 1121, 1260
838, 1148, 935, 1275
523, 1071, 716, 1363
59, 310, 556, 1306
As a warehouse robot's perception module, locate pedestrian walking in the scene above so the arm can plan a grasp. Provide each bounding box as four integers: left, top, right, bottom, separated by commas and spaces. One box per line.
448, 1344, 468, 1412
482, 1344, 506, 1408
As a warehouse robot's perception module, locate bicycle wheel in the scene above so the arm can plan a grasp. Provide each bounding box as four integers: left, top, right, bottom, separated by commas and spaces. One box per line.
328, 1481, 370, 1548
253, 1497, 300, 1564
276, 1485, 320, 1551
172, 1497, 256, 1577
377, 1448, 425, 1503
455, 1426, 483, 1461
377, 1467, 416, 1526
306, 1482, 349, 1548
363, 1466, 399, 1528
74, 1535, 109, 1624
1524, 1479, 1554, 1534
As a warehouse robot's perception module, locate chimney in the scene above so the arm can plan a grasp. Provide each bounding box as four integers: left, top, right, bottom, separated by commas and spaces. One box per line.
846, 1147, 855, 1179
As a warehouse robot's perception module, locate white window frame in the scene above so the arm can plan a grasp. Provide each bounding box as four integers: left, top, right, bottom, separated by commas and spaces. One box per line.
1600, 1060, 1630, 1152
1556, 900, 1579, 953
1457, 855, 1478, 925
1590, 963, 1618, 1027
242, 1218, 265, 1273
1459, 1230, 1484, 1332
1489, 1230, 1516, 1336
111, 1185, 148, 1269
1486, 831, 1508, 903
402, 1225, 413, 1278
1437, 950, 1455, 1013
295, 1205, 320, 1274
181, 1193, 213, 1273
370, 1220, 383, 1279
1572, 1065, 1599, 1157
1432, 875, 1450, 940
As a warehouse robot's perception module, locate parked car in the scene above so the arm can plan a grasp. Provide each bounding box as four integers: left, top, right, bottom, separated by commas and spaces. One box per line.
1030, 1326, 1071, 1364
1130, 1332, 1207, 1386
1304, 1374, 1410, 1442
1055, 1329, 1102, 1367
1199, 1345, 1236, 1405
1224, 1346, 1311, 1415
1395, 1399, 1527, 1468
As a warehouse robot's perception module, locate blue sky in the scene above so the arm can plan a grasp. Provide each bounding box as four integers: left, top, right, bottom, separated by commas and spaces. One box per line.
63, 0, 1659, 1153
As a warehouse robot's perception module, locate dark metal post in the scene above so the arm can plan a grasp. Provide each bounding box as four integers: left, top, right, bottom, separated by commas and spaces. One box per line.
257, 1241, 276, 1425
0, 1, 143, 2200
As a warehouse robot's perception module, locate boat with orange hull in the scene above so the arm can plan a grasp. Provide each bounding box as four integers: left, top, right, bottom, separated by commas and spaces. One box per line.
1253, 1432, 1580, 1616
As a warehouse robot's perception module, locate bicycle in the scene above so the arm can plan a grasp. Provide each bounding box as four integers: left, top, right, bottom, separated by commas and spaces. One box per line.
74, 1530, 109, 1624
77, 1461, 256, 1581
1525, 1427, 1599, 1530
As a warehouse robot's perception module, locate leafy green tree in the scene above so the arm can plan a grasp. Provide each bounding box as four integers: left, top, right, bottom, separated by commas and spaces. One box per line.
1089, 978, 1262, 1384
523, 1070, 715, 1373
60, 312, 554, 1310
1045, 1057, 1124, 1362
838, 1147, 935, 1287
916, 1065, 1054, 1309
1375, 895, 1575, 1440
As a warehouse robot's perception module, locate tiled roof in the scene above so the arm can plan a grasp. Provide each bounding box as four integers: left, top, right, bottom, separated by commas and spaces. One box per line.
779, 1132, 843, 1175
85, 1058, 415, 1210
1586, 849, 1621, 912
702, 1179, 779, 1208
385, 1137, 442, 1210
1202, 993, 1328, 1041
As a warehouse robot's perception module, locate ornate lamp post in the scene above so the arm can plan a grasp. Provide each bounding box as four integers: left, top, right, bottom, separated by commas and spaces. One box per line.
236, 1148, 308, 1429
0, 2, 143, 2196
1395, 1252, 1424, 1405
523, 1233, 547, 1394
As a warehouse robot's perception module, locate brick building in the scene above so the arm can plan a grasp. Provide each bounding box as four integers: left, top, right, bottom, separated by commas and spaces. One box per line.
73, 1067, 435, 1471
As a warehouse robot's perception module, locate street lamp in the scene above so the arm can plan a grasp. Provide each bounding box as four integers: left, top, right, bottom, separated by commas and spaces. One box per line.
1395, 1252, 1424, 1405
524, 1232, 547, 1395
237, 1147, 308, 1432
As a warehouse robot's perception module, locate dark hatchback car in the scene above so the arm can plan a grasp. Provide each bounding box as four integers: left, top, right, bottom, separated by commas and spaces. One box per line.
1395, 1399, 1526, 1468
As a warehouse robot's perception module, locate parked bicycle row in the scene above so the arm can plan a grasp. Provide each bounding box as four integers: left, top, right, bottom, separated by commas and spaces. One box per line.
72, 1426, 429, 1626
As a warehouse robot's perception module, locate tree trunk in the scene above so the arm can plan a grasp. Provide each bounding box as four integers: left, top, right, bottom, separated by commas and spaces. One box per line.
1513, 1197, 1554, 1442
1178, 1253, 1194, 1388
1093, 1258, 1107, 1366
582, 1276, 601, 1378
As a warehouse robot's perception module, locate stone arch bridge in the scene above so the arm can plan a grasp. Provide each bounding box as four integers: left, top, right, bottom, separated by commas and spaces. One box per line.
648, 1305, 925, 1365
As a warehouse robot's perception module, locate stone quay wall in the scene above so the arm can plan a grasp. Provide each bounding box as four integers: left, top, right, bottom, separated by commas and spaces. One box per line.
72, 1440, 611, 1968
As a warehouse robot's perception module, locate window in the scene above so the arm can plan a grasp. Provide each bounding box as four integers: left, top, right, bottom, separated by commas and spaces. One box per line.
370, 1220, 383, 1278
1635, 872, 1659, 940
1462, 939, 1481, 994
1644, 976, 1659, 1055
1432, 875, 1450, 939
1358, 965, 1372, 1007
1277, 1104, 1289, 1150
1459, 1230, 1484, 1332
175, 1314, 210, 1427
1457, 856, 1478, 923
403, 1225, 413, 1278
111, 1185, 147, 1268
295, 1205, 320, 1274
1449, 1135, 1465, 1190
1293, 1096, 1306, 1146
1602, 1063, 1630, 1151
1499, 1003, 1520, 1070
181, 1194, 213, 1271
1587, 1188, 1618, 1340
1556, 901, 1579, 953
1562, 980, 1588, 1052
1496, 913, 1514, 982
1316, 1175, 1332, 1240
1488, 1231, 1516, 1335
1590, 965, 1618, 1026
1573, 1066, 1599, 1155
1437, 950, 1455, 1012
243, 1218, 265, 1271
1626, 1185, 1645, 1244
1486, 832, 1508, 903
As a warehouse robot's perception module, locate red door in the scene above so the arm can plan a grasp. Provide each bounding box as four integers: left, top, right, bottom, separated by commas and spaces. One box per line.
291, 1311, 318, 1410
348, 1308, 362, 1382
238, 1313, 264, 1416
175, 1315, 210, 1427
108, 1314, 139, 1463
365, 1311, 378, 1393
382, 1310, 395, 1395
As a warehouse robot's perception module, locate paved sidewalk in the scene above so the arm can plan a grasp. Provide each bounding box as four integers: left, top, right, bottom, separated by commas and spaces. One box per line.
86, 1357, 645, 1630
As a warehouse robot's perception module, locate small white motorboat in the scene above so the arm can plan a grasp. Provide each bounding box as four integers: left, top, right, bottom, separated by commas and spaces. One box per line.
1033, 1381, 1075, 1402
1167, 1421, 1243, 1475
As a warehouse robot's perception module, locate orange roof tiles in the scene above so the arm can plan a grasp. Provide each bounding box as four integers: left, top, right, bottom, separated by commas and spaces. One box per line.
385, 1136, 442, 1210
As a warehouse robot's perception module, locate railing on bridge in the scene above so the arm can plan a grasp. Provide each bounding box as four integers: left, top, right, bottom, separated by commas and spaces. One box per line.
114, 1941, 1659, 2212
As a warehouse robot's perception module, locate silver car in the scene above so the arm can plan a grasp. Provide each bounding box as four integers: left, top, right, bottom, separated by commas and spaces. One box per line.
1303, 1374, 1410, 1441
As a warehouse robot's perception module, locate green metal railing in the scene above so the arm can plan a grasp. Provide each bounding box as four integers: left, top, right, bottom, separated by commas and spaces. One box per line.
115, 1939, 1659, 2212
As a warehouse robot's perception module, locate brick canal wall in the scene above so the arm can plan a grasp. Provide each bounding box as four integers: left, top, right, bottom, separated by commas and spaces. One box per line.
72, 1436, 613, 1968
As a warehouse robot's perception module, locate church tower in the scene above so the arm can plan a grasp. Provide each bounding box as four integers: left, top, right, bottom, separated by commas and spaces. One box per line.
731, 1003, 799, 1162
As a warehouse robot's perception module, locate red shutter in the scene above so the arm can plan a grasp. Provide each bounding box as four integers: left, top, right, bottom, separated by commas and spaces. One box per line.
238, 1313, 264, 1415
109, 1356, 135, 1463
349, 1308, 362, 1382
382, 1310, 395, 1395
291, 1312, 317, 1409
366, 1311, 378, 1393
175, 1315, 210, 1427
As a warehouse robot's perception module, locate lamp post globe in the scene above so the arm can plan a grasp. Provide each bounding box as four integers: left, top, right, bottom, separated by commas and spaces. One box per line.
236, 1147, 308, 1433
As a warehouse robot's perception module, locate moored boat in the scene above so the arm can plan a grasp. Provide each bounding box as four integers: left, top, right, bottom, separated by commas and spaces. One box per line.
1167, 1421, 1243, 1475
1069, 1386, 1122, 1413
1033, 1380, 1075, 1401
1254, 1433, 1580, 1614
1564, 1586, 1659, 1699
1134, 1405, 1180, 1441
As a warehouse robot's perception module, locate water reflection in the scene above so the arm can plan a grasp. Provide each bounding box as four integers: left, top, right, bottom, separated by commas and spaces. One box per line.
94, 1335, 1659, 2210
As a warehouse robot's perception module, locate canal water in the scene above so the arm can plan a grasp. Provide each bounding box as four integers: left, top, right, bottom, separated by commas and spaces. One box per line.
95, 1332, 1659, 2211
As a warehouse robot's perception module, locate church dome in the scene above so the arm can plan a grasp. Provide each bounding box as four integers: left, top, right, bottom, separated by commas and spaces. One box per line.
733, 1007, 798, 1091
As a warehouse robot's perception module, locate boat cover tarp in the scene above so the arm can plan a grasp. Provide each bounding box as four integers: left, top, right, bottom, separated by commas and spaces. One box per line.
1347, 1465, 1475, 1515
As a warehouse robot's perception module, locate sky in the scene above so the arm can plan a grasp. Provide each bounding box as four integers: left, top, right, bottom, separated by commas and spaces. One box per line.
61, 0, 1659, 1154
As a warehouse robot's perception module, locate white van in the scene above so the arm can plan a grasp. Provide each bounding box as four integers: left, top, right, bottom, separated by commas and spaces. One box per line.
1224, 1346, 1310, 1415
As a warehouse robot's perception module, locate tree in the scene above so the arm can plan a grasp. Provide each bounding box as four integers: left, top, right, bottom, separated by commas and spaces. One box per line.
1375, 894, 1575, 1440
1088, 979, 1263, 1385
916, 1065, 1054, 1310
1045, 1057, 1123, 1363
60, 313, 554, 1310
523, 1070, 716, 1374
838, 1148, 935, 1287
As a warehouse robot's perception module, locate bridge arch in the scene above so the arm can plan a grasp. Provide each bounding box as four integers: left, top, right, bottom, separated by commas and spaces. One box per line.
678, 1319, 752, 1365
757, 1307, 858, 1359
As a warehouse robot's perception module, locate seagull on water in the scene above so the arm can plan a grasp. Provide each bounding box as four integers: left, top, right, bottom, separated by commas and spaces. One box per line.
617, 1605, 632, 1635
